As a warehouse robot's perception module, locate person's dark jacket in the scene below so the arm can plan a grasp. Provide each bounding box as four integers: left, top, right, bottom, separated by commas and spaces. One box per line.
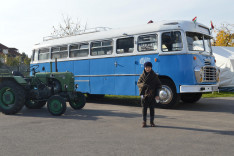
137, 69, 162, 98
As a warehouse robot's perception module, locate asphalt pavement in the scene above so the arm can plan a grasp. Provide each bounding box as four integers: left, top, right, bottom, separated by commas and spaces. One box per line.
0, 97, 234, 156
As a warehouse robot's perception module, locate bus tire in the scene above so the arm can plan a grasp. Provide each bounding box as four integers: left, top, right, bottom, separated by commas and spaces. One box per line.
181, 93, 202, 103
158, 79, 180, 108
0, 80, 25, 115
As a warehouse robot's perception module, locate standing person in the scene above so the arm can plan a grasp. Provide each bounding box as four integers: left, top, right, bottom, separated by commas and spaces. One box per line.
137, 62, 162, 127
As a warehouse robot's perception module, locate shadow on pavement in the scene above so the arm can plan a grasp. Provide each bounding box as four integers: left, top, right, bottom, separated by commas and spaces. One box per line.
12, 107, 167, 121
176, 98, 234, 114
158, 125, 234, 136
87, 97, 234, 114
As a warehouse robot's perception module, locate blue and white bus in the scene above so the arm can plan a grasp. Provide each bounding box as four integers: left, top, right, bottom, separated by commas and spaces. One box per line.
31, 20, 220, 108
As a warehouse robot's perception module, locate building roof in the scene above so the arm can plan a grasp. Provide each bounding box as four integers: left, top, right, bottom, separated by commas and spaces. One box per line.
0, 43, 21, 56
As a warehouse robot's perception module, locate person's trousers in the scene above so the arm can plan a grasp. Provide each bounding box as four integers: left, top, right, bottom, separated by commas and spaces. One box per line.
141, 96, 155, 123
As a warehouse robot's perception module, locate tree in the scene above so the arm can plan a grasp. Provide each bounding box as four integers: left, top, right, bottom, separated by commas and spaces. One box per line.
51, 15, 87, 37
214, 23, 234, 47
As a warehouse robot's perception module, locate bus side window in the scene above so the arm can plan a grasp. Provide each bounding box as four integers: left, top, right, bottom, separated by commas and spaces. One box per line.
138, 34, 157, 52
38, 48, 50, 60
70, 43, 89, 58
162, 31, 182, 52
116, 37, 134, 54
52, 45, 68, 59
91, 40, 113, 56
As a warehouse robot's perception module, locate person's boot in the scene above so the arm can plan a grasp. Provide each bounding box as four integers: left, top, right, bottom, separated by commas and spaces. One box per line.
142, 121, 147, 128
150, 122, 156, 127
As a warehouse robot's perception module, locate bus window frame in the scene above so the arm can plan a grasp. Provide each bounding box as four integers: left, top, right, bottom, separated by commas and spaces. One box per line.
51, 45, 68, 59
38, 48, 50, 61
90, 39, 113, 56
116, 37, 134, 54
137, 33, 158, 52
69, 42, 89, 58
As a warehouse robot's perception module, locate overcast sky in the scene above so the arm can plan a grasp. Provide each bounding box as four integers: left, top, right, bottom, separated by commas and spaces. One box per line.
0, 0, 233, 56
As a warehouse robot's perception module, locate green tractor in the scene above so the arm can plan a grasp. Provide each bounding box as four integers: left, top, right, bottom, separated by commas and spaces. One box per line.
0, 61, 86, 116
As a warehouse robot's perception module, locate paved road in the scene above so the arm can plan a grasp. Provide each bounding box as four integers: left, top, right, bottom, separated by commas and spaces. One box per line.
0, 97, 234, 156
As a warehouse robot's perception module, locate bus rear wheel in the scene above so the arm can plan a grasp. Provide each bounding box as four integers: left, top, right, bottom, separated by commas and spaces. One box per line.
181, 93, 202, 103
158, 79, 180, 108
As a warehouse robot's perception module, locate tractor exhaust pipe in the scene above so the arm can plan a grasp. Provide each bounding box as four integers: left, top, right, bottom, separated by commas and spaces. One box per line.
55, 58, 58, 72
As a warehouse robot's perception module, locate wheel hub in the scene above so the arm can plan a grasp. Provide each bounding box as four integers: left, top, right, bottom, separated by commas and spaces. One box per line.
3, 90, 14, 105
159, 85, 173, 105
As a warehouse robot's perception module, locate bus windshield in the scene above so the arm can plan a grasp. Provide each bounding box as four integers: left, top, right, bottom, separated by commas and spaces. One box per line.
186, 32, 212, 53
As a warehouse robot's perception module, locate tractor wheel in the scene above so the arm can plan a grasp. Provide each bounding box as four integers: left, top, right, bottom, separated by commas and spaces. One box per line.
25, 100, 46, 109
69, 92, 86, 110
181, 93, 202, 103
0, 80, 25, 115
157, 79, 180, 109
47, 95, 66, 116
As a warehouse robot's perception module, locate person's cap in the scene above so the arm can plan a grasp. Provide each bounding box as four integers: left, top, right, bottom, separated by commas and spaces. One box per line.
144, 62, 152, 68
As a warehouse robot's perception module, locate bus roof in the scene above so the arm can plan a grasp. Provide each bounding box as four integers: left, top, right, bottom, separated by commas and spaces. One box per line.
33, 20, 211, 49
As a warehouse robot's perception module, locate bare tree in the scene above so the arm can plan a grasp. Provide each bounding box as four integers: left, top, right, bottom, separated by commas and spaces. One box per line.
51, 15, 87, 37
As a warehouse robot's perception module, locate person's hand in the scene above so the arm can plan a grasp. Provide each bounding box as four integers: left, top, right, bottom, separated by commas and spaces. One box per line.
155, 96, 160, 103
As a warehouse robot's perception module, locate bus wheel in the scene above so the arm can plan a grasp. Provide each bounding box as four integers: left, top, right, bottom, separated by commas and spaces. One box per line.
181, 93, 202, 103
158, 79, 180, 108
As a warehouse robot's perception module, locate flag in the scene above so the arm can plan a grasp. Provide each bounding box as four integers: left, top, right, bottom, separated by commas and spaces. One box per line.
210, 21, 214, 30
192, 16, 197, 23
148, 20, 153, 24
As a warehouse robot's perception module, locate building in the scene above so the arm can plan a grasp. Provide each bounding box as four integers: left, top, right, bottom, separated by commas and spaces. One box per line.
0, 43, 21, 63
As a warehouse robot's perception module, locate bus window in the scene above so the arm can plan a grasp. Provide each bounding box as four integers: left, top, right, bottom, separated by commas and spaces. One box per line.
51, 45, 68, 59
116, 37, 134, 54
162, 31, 182, 52
70, 43, 89, 58
186, 32, 204, 51
91, 40, 113, 56
38, 48, 49, 60
204, 35, 212, 53
138, 34, 157, 52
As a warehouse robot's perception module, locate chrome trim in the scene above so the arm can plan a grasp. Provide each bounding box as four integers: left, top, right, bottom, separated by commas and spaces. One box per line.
75, 80, 90, 82
74, 74, 141, 77
180, 84, 219, 93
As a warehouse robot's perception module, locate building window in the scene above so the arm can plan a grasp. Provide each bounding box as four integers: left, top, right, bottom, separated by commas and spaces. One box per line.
70, 43, 89, 58
138, 34, 157, 52
116, 37, 134, 54
91, 40, 113, 56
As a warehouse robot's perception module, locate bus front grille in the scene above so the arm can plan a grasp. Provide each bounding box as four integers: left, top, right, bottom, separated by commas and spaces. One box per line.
202, 66, 217, 82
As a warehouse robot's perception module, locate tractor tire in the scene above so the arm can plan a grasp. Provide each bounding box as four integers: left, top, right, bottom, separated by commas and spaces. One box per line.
69, 92, 86, 110
47, 95, 66, 116
0, 80, 25, 115
181, 93, 202, 103
157, 79, 180, 109
25, 100, 46, 109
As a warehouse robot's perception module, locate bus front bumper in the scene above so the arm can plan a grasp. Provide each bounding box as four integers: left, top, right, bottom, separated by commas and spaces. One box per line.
180, 84, 219, 93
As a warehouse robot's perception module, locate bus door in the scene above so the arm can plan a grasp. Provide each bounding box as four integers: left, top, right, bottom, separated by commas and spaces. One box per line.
115, 37, 136, 95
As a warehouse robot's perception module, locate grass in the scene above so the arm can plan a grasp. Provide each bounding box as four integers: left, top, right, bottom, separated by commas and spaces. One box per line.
202, 92, 234, 98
